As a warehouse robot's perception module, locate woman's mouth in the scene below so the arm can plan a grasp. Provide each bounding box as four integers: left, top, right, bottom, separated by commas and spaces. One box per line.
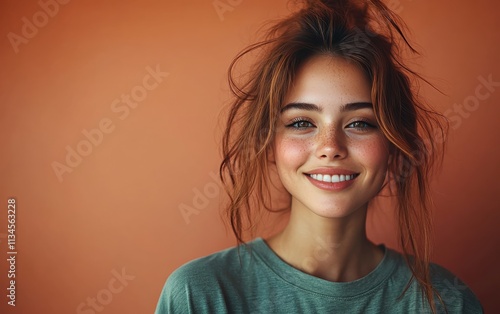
308, 173, 359, 183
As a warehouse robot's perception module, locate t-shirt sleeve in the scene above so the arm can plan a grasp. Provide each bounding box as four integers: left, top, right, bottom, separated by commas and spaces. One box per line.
154, 256, 228, 314
154, 266, 194, 314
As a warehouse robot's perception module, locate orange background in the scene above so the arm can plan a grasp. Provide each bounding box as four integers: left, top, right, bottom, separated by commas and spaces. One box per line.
0, 0, 499, 313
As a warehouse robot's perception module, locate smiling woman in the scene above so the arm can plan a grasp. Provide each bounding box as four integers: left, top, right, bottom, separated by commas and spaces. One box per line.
155, 0, 483, 313
273, 55, 390, 223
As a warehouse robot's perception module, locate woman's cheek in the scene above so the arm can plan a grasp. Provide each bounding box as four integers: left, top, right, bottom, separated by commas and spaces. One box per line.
352, 136, 390, 170
275, 135, 310, 168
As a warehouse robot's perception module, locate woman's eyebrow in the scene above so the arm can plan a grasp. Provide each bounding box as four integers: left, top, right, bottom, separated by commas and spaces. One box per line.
280, 102, 321, 113
339, 102, 373, 112
280, 102, 373, 113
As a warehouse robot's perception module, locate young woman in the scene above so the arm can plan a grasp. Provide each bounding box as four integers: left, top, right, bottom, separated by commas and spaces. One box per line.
156, 0, 483, 313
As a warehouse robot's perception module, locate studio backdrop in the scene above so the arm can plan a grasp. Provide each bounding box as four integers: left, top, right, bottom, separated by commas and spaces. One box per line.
0, 0, 498, 313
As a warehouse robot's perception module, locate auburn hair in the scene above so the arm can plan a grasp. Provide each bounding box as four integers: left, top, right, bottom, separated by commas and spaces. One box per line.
219, 0, 448, 312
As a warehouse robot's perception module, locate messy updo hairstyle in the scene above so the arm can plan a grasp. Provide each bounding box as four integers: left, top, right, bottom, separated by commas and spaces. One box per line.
219, 0, 448, 312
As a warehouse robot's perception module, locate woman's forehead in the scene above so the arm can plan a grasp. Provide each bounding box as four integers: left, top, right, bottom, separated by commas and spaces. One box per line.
283, 54, 371, 110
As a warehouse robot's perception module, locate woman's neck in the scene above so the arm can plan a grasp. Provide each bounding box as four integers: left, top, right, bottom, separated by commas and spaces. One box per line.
266, 202, 384, 282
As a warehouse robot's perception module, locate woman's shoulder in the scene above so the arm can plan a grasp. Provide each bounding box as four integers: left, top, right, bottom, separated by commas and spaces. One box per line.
168, 241, 251, 284
386, 248, 483, 313
155, 240, 260, 313
162, 239, 263, 292
427, 262, 483, 313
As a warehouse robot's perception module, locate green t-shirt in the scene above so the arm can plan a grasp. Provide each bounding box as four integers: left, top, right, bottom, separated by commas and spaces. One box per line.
155, 238, 482, 313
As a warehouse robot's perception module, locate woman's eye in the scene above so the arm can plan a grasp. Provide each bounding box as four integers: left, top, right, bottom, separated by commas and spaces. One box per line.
346, 121, 374, 130
287, 120, 314, 129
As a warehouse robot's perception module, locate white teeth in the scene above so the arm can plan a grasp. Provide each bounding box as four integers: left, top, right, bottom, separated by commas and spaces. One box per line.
310, 173, 357, 183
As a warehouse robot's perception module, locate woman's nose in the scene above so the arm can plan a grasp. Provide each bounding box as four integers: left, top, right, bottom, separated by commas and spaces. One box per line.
315, 127, 347, 160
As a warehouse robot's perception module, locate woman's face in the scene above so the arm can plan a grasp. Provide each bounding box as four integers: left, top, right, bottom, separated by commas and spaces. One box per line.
273, 54, 390, 219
